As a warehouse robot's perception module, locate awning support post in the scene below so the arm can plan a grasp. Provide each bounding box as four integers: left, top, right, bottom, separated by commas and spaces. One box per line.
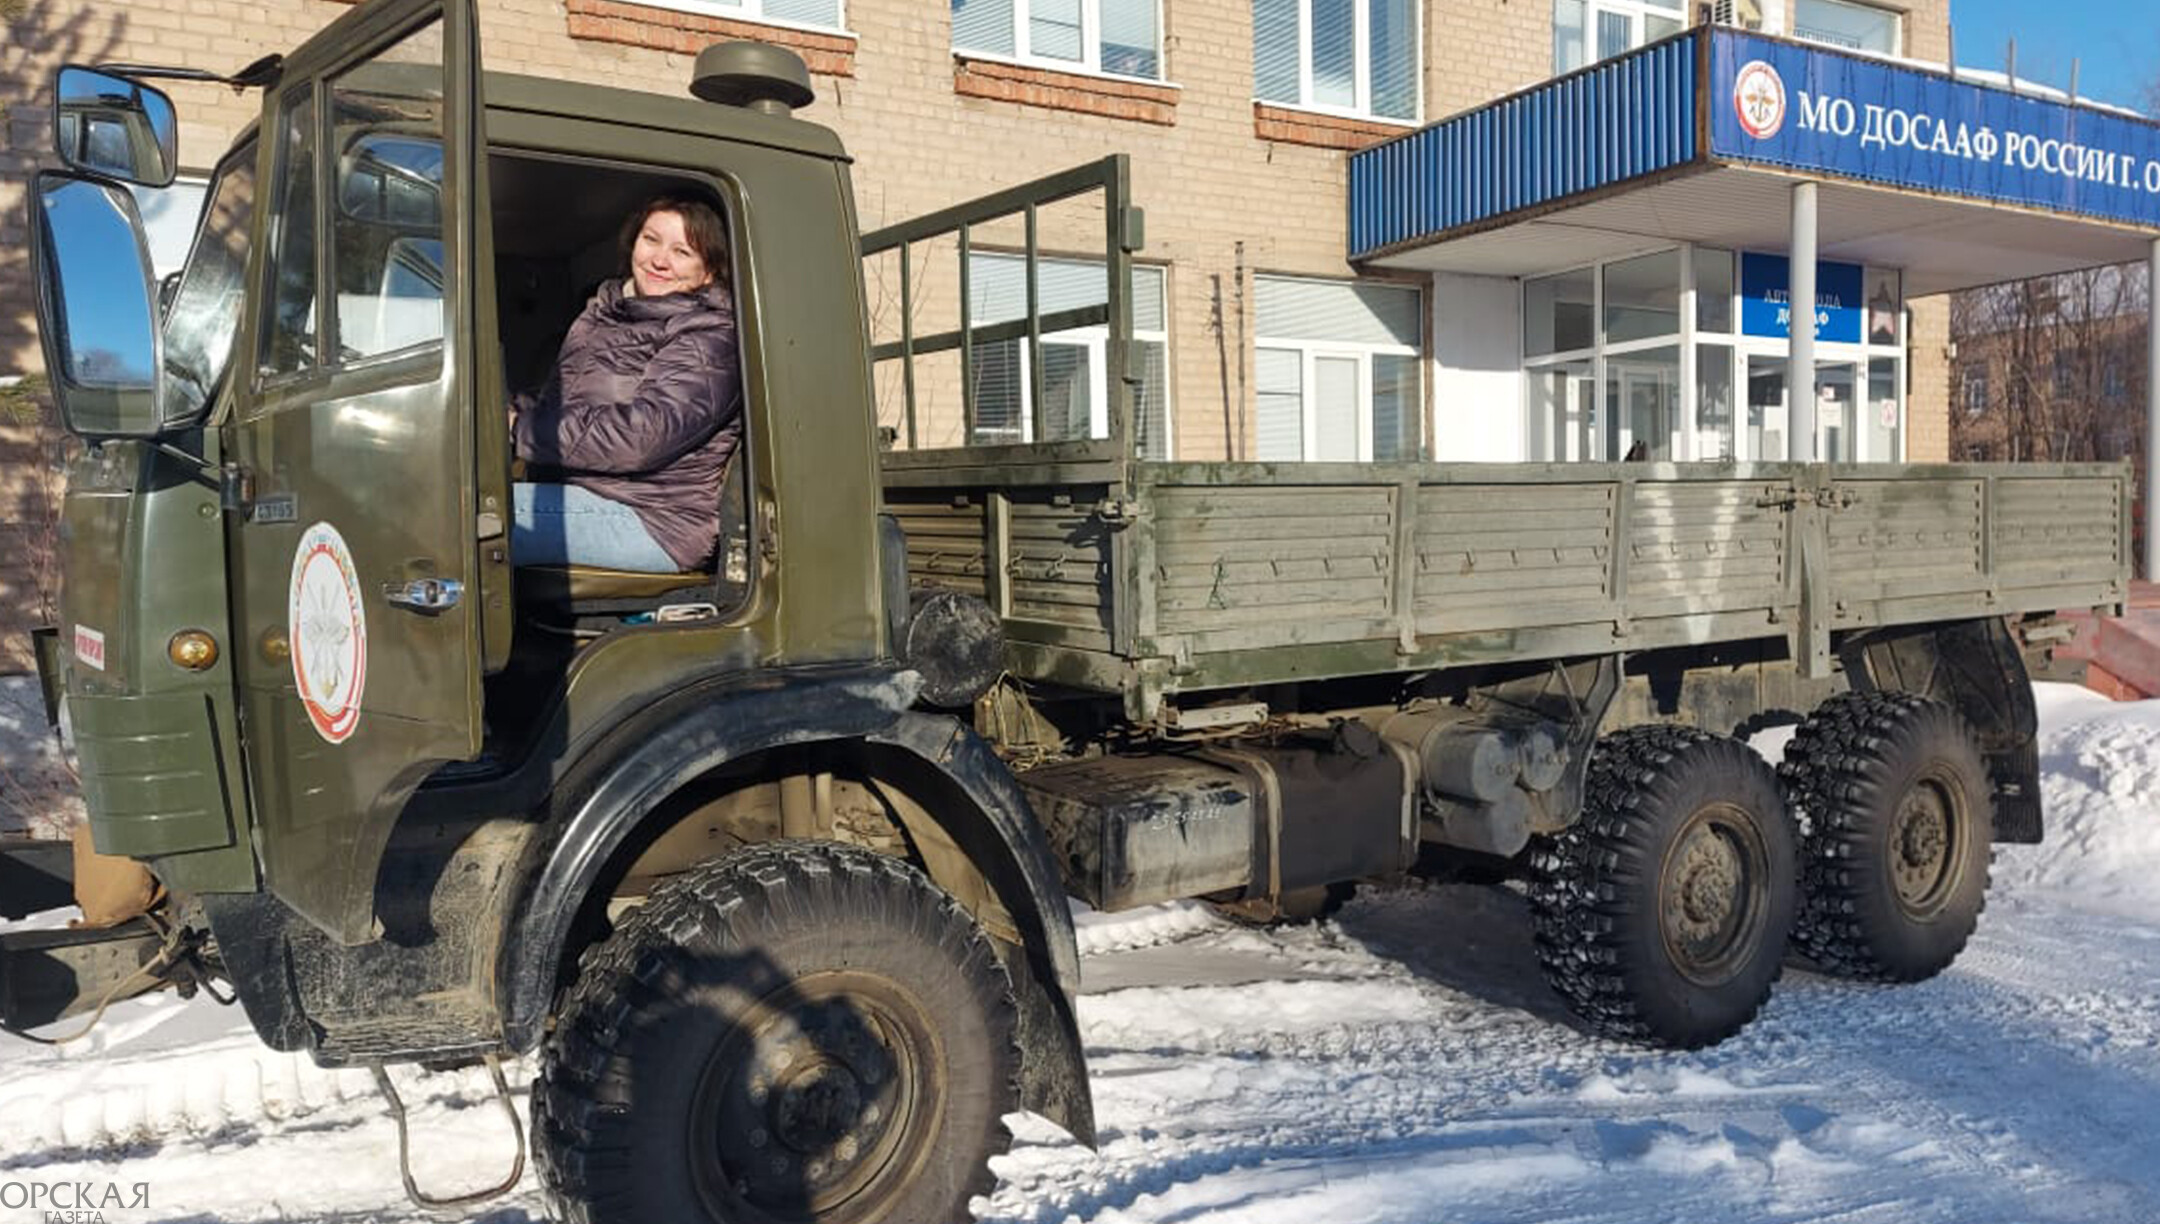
2146, 238, 2160, 580
1789, 182, 1819, 461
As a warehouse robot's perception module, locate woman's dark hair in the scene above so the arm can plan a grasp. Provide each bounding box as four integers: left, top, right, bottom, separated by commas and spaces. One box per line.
620, 193, 730, 288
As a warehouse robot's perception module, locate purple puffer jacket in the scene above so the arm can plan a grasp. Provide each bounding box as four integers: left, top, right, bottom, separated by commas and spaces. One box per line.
512, 279, 742, 571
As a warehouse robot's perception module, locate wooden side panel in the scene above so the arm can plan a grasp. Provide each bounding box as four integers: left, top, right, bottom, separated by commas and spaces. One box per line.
1625, 480, 1786, 618
1006, 488, 1115, 648
888, 495, 990, 599
1827, 478, 1985, 600
1992, 476, 2123, 589
1412, 483, 1615, 632
1152, 485, 1395, 638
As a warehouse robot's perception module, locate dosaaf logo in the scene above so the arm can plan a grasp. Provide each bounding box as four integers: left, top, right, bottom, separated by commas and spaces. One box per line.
1734, 59, 1788, 139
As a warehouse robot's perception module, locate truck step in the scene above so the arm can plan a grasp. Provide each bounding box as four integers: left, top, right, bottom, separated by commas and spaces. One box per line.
310, 993, 502, 1067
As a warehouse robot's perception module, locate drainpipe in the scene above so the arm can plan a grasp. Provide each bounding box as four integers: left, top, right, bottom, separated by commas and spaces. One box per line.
1789, 182, 1819, 461
2146, 238, 2160, 580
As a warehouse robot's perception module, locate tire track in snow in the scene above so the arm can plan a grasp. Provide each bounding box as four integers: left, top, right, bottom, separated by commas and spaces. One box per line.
981, 890, 2160, 1224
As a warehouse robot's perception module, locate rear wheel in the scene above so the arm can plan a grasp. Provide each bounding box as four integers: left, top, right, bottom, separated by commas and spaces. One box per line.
1780, 691, 1993, 982
1530, 726, 1797, 1049
534, 840, 1020, 1224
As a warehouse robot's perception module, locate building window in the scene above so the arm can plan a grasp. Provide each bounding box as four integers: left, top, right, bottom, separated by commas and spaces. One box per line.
1525, 246, 1905, 463
1794, 0, 1900, 55
1253, 0, 1418, 122
1963, 367, 1989, 416
2053, 350, 2077, 399
1554, 0, 1683, 74
967, 254, 1172, 456
1254, 276, 1422, 461
953, 0, 1162, 79
632, 0, 845, 33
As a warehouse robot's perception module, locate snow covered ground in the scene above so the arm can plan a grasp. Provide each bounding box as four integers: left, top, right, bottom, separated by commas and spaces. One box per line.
4, 684, 2159, 1222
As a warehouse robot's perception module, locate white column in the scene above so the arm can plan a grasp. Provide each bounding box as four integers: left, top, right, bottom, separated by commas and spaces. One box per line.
1789, 182, 1819, 461
2146, 238, 2160, 580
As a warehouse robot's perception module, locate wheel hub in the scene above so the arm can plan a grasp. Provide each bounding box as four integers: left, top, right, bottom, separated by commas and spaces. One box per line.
1660, 804, 1770, 986
1672, 824, 1741, 935
1891, 775, 1961, 914
696, 976, 931, 1221
771, 1059, 866, 1154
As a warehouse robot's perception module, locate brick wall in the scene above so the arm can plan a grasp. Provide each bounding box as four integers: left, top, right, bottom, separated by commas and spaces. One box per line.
1908, 295, 1951, 462
0, 0, 1972, 660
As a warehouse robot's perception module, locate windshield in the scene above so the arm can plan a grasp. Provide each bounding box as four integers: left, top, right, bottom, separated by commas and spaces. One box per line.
159, 140, 257, 424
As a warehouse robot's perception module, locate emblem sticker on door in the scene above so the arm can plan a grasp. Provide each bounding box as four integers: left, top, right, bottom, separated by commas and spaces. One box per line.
72, 625, 106, 672
288, 522, 368, 744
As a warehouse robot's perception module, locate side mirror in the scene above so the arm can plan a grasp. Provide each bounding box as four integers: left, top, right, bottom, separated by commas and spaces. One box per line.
30, 173, 165, 439
54, 67, 178, 188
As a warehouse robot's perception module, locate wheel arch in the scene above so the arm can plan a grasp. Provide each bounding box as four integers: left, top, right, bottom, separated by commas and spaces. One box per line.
494, 668, 1094, 1143
1837, 617, 2042, 843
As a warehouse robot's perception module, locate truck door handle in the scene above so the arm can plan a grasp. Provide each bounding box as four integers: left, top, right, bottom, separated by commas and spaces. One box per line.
384, 578, 464, 613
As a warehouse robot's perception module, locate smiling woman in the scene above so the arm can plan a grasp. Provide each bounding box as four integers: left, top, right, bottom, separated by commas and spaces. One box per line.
508, 193, 744, 574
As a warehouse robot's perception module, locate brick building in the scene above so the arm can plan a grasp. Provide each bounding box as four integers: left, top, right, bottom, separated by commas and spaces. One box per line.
5, 0, 1968, 472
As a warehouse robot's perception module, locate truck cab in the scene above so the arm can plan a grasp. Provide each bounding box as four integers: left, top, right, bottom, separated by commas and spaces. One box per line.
22, 2, 1093, 1219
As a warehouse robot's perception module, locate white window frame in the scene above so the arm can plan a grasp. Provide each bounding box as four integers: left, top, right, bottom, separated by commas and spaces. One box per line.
624, 0, 852, 37
1522, 245, 1908, 464
1555, 0, 1686, 74
1256, 0, 1421, 124
1792, 0, 1902, 57
965, 254, 1173, 453
1254, 276, 1423, 462
953, 0, 1166, 82
1004, 320, 1172, 449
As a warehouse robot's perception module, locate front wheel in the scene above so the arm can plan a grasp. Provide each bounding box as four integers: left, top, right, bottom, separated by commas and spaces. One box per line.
1530, 726, 1798, 1049
1781, 691, 1994, 982
534, 841, 1021, 1224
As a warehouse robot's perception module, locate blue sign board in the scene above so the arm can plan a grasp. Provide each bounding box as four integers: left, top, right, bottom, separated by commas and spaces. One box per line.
1739, 253, 1862, 342
1710, 30, 2160, 231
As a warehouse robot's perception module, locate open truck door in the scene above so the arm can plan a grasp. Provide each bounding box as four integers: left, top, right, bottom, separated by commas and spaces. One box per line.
226, 0, 501, 944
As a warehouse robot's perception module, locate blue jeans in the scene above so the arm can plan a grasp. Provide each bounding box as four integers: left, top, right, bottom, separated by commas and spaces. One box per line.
512, 482, 678, 572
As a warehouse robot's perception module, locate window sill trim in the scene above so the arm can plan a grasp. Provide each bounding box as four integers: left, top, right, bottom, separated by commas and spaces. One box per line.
566, 0, 857, 76
609, 0, 859, 41
1252, 101, 1419, 151
953, 55, 1180, 126
952, 52, 1179, 93
1252, 100, 1420, 128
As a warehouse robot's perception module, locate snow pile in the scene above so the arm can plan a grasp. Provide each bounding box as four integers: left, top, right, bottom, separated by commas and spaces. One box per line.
1994, 684, 2160, 918
3, 681, 2160, 1222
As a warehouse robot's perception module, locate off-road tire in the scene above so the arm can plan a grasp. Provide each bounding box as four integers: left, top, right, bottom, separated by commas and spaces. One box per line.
1530, 726, 1797, 1049
533, 840, 1021, 1224
1781, 691, 1993, 982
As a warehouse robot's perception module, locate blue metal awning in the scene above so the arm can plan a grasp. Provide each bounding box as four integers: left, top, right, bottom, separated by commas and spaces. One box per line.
1350, 29, 2160, 267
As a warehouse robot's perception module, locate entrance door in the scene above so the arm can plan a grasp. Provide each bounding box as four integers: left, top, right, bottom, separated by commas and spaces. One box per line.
1613, 358, 1677, 461
225, 0, 488, 943
1746, 355, 1787, 462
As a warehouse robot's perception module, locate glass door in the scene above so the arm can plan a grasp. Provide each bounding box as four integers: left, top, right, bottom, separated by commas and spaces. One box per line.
1746, 355, 1787, 461
1816, 361, 1858, 461
1529, 361, 1596, 461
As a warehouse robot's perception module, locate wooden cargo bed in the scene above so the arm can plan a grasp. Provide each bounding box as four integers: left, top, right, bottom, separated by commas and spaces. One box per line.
882, 448, 2130, 719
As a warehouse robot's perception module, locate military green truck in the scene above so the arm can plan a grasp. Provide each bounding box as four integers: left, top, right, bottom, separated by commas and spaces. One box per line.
2, 0, 2130, 1219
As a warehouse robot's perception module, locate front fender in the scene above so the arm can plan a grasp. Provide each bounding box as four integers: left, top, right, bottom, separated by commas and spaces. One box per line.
495, 667, 1094, 1143
867, 711, 1094, 1144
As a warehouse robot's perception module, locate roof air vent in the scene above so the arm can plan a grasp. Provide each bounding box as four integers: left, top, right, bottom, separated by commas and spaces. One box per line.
690, 43, 815, 116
